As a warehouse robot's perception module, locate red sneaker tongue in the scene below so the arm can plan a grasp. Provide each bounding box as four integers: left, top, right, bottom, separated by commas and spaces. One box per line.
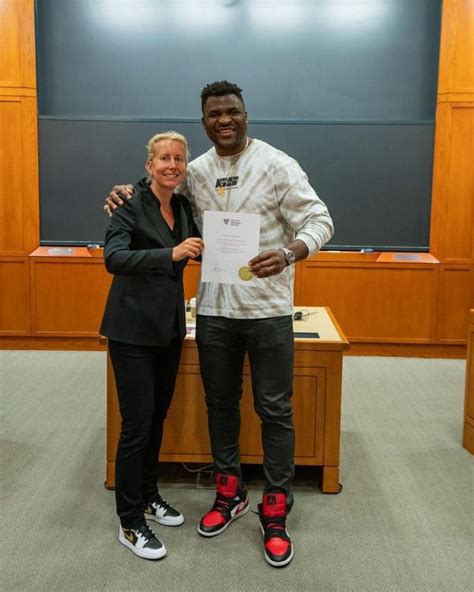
263, 493, 287, 517
216, 473, 239, 497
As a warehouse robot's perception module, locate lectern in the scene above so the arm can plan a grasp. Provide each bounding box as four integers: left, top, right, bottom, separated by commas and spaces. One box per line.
105, 307, 349, 493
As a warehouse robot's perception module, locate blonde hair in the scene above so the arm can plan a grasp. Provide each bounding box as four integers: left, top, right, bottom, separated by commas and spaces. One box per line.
146, 131, 189, 161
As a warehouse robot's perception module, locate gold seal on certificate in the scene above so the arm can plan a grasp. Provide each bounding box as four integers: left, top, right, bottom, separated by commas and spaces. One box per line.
238, 266, 253, 281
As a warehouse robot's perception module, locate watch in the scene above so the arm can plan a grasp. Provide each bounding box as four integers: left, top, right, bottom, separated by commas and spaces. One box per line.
280, 247, 296, 266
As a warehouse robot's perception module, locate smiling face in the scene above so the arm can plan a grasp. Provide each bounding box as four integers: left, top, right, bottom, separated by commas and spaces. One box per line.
145, 139, 187, 197
201, 94, 248, 156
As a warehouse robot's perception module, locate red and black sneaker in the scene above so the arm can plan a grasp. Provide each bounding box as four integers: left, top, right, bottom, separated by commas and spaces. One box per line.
198, 473, 249, 537
258, 492, 293, 567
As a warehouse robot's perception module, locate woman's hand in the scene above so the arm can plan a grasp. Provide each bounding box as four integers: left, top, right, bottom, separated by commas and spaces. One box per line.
172, 238, 204, 261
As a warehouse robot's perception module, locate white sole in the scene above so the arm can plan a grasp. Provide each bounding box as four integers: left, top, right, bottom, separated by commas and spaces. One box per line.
145, 513, 185, 527
197, 500, 250, 537
118, 529, 167, 560
264, 547, 294, 567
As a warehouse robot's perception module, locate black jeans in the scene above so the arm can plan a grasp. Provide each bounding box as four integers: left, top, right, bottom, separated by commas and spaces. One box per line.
196, 315, 295, 503
108, 338, 182, 529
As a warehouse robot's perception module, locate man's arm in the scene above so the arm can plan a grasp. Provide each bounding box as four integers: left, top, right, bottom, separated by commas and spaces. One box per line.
104, 184, 134, 216
249, 159, 333, 279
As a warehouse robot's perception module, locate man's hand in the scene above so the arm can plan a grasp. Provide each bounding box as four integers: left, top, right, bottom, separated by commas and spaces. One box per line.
249, 241, 309, 278
172, 238, 204, 262
248, 249, 287, 278
104, 184, 134, 217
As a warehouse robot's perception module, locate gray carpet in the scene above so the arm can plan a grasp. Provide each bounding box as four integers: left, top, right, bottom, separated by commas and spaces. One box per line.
0, 351, 472, 591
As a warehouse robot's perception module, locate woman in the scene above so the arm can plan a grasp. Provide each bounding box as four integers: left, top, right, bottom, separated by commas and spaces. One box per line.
100, 132, 203, 560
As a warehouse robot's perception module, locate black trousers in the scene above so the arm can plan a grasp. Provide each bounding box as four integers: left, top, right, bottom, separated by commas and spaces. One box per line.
108, 338, 182, 529
196, 315, 295, 503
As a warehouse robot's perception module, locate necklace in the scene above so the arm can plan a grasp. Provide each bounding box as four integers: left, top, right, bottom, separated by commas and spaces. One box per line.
216, 138, 250, 198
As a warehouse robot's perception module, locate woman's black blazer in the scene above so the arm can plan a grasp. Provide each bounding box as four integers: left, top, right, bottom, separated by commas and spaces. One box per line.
100, 179, 199, 347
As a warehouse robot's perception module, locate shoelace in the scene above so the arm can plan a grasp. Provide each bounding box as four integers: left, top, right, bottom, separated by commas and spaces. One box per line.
155, 496, 172, 511
262, 515, 290, 542
135, 523, 156, 543
211, 493, 233, 515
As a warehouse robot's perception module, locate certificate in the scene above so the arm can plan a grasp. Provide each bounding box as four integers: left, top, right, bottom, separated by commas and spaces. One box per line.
201, 210, 261, 285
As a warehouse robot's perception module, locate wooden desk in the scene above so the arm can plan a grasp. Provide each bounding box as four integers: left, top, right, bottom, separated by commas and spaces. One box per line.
105, 307, 350, 493
463, 310, 474, 454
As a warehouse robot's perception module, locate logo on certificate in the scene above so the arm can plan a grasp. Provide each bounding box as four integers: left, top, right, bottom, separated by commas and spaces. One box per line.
238, 266, 253, 281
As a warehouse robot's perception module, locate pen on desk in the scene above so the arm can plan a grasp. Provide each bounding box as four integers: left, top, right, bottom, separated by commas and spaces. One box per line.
360, 248, 374, 253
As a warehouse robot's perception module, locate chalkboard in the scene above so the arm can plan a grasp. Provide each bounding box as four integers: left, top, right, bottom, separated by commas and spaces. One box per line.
36, 0, 441, 251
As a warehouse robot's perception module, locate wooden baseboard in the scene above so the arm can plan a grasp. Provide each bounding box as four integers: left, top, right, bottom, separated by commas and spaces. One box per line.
345, 342, 466, 358
0, 336, 106, 350
0, 336, 466, 358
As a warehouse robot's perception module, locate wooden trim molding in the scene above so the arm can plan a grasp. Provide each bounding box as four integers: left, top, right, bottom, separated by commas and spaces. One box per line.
438, 92, 474, 102
0, 87, 36, 97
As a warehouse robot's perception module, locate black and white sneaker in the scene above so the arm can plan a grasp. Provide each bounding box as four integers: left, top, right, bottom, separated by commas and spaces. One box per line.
118, 524, 167, 560
144, 495, 184, 526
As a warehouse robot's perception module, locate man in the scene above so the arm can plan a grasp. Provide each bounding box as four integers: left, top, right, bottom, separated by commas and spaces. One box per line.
106, 81, 333, 567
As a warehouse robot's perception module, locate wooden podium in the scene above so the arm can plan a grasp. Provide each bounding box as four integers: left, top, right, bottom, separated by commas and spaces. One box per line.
463, 310, 474, 454
105, 307, 350, 493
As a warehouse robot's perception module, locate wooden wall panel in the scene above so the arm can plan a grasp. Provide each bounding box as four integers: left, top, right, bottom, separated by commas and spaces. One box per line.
0, 0, 37, 340
444, 105, 474, 261
300, 263, 438, 342
0, 96, 39, 254
436, 265, 474, 342
432, 0, 474, 264
0, 0, 21, 88
431, 103, 474, 262
30, 259, 111, 336
438, 0, 474, 95
0, 257, 30, 334
431, 104, 474, 263
0, 99, 24, 251
0, 0, 471, 354
0, 0, 36, 90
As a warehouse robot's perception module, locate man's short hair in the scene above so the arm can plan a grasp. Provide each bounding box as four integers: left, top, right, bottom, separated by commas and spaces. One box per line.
200, 81, 245, 112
